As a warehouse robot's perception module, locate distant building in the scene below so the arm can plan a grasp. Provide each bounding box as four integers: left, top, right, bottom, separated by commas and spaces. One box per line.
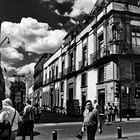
33, 53, 53, 106
25, 71, 34, 102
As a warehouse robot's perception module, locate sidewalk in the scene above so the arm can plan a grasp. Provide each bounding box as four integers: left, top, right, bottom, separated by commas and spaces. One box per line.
40, 110, 140, 124
112, 117, 140, 123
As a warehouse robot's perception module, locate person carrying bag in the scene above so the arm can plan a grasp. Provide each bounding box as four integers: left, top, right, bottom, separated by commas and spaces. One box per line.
21, 100, 35, 140
0, 109, 16, 140
0, 98, 22, 140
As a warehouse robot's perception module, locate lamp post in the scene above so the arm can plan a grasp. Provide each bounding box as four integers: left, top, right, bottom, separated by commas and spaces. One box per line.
0, 36, 10, 107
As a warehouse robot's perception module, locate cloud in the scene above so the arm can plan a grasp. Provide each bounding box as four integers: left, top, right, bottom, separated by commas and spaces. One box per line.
16, 62, 36, 75
1, 46, 24, 63
2, 17, 67, 54
67, 0, 96, 17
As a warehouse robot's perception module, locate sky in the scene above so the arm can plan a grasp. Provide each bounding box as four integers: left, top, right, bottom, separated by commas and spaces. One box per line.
0, 0, 97, 94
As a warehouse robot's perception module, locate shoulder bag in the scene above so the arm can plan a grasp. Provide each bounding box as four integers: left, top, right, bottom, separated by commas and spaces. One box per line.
0, 109, 16, 139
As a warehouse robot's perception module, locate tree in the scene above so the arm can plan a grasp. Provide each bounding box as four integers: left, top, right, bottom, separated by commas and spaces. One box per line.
9, 81, 26, 112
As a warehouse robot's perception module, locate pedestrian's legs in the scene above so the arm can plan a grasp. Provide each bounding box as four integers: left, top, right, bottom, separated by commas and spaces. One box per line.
22, 129, 27, 140
10, 130, 18, 140
108, 114, 111, 123
112, 114, 115, 122
87, 126, 97, 140
30, 128, 34, 140
22, 134, 26, 140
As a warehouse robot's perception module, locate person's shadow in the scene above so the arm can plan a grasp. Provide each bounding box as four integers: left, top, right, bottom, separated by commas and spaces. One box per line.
17, 131, 40, 136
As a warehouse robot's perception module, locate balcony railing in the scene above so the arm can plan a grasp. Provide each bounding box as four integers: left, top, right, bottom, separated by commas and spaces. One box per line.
90, 45, 121, 64
68, 65, 76, 73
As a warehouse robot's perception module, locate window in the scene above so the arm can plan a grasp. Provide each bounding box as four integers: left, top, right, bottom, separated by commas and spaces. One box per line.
81, 73, 87, 87
112, 25, 117, 40
132, 31, 140, 53
62, 56, 65, 76
61, 81, 64, 92
135, 63, 140, 81
52, 66, 54, 80
98, 66, 104, 83
56, 66, 58, 78
98, 33, 104, 58
49, 70, 51, 80
45, 70, 47, 83
83, 46, 88, 67
69, 52, 74, 70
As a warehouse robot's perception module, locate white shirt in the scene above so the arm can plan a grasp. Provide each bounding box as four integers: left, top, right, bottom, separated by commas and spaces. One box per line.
0, 106, 22, 131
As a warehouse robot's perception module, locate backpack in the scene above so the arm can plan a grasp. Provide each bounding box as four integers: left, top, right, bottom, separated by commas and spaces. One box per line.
0, 110, 16, 139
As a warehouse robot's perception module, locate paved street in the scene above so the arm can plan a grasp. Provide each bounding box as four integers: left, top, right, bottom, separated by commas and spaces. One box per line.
16, 111, 140, 140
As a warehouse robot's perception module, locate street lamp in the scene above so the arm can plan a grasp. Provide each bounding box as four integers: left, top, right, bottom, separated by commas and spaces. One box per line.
0, 36, 10, 105
0, 36, 10, 46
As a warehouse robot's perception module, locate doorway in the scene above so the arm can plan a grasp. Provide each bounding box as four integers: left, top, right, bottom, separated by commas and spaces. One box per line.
69, 88, 73, 101
82, 92, 86, 113
98, 90, 105, 113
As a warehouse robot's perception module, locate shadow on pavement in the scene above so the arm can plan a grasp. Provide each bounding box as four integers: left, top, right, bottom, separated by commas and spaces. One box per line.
39, 110, 83, 123
17, 131, 40, 136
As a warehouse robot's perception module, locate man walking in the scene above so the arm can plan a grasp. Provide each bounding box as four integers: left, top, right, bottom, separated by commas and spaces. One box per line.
81, 100, 102, 140
22, 100, 35, 140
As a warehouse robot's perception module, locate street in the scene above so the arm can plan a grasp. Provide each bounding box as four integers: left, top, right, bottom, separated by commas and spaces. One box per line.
16, 111, 140, 140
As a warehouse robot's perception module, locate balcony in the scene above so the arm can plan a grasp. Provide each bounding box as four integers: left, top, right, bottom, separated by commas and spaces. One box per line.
90, 45, 122, 68
68, 65, 76, 73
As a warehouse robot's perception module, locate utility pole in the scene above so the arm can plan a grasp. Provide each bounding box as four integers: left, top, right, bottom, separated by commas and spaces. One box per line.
0, 20, 10, 107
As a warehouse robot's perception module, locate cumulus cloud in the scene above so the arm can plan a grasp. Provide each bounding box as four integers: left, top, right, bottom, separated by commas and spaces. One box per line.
67, 0, 96, 17
2, 17, 67, 54
1, 46, 24, 63
16, 62, 36, 75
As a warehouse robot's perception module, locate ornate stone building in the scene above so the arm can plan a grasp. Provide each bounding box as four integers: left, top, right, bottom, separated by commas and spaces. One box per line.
42, 0, 140, 117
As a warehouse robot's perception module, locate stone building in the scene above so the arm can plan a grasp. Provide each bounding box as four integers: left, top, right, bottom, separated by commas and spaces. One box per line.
42, 0, 140, 117
34, 53, 52, 106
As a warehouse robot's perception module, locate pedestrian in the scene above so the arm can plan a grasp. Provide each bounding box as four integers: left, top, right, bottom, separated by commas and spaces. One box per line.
93, 99, 99, 110
111, 103, 117, 122
80, 100, 102, 140
34, 103, 41, 123
105, 102, 112, 123
22, 100, 35, 140
0, 98, 22, 140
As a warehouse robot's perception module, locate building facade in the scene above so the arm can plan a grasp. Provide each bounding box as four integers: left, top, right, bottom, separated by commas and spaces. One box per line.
34, 53, 52, 106
42, 0, 140, 117
25, 72, 34, 102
